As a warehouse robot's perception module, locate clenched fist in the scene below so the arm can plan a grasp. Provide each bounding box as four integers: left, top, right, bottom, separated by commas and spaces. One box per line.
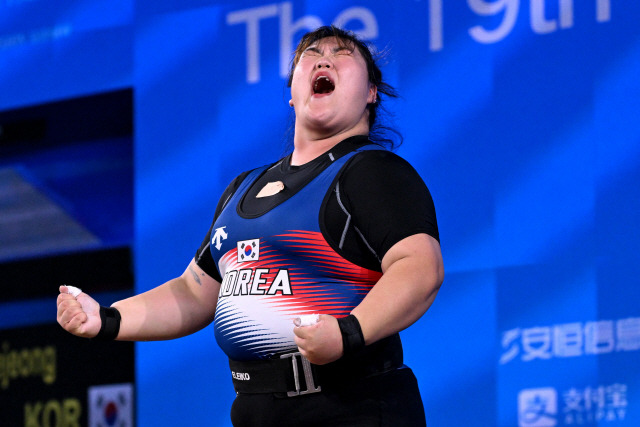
56, 285, 101, 338
293, 314, 343, 365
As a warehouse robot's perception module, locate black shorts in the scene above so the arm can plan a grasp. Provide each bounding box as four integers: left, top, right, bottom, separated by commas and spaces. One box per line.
230, 367, 427, 427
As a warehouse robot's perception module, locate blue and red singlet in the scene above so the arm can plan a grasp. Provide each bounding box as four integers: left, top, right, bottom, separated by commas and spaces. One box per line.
209, 147, 382, 361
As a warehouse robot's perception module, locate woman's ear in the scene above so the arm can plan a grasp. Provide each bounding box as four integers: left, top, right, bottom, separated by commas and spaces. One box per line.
368, 84, 378, 104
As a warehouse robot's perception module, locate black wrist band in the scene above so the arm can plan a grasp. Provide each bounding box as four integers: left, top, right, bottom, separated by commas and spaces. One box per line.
337, 314, 365, 357
94, 306, 121, 341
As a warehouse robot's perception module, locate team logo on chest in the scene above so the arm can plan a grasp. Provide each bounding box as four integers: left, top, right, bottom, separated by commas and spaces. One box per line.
212, 226, 228, 250
237, 239, 260, 262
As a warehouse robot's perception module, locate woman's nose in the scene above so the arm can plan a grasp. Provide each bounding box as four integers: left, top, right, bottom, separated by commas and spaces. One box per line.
316, 60, 331, 69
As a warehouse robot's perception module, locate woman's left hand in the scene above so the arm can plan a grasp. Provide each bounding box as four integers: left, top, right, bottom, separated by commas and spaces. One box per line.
293, 314, 343, 365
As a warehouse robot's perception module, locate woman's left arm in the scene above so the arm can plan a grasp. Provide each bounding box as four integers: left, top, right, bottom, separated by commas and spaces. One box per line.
352, 232, 444, 344
294, 232, 443, 364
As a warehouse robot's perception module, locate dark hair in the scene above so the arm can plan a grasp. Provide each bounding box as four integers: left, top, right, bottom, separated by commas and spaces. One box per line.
287, 25, 402, 149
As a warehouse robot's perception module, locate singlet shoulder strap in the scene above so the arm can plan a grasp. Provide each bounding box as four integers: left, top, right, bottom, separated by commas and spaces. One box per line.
213, 162, 278, 224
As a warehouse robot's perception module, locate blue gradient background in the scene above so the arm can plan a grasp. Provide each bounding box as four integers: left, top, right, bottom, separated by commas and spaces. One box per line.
1, 0, 638, 425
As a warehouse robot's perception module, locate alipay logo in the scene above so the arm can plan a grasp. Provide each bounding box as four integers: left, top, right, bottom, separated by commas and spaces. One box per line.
518, 388, 558, 427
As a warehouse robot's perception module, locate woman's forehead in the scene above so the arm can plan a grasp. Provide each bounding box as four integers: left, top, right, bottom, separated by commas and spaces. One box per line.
307, 36, 354, 50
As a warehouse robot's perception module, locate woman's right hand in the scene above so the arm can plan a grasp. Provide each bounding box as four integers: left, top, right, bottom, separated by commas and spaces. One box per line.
57, 285, 102, 338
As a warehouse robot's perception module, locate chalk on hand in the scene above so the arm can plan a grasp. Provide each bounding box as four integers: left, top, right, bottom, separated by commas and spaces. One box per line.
294, 314, 320, 327
65, 285, 82, 298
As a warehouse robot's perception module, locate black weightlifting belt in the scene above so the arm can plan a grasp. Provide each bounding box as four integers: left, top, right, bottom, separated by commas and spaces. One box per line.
228, 333, 403, 397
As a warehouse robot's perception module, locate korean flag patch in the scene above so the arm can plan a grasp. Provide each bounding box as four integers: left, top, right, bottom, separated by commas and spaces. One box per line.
237, 239, 260, 262
88, 383, 134, 427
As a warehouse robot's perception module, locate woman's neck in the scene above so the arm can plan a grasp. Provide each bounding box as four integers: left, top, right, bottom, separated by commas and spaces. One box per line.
291, 122, 369, 166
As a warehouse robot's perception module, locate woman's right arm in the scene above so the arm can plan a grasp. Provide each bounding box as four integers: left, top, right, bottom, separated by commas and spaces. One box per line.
57, 258, 221, 341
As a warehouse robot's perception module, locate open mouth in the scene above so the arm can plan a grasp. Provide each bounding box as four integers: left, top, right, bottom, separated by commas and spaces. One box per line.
313, 76, 335, 95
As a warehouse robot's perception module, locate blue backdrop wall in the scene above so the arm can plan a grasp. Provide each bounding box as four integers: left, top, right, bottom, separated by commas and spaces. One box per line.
1, 1, 639, 426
